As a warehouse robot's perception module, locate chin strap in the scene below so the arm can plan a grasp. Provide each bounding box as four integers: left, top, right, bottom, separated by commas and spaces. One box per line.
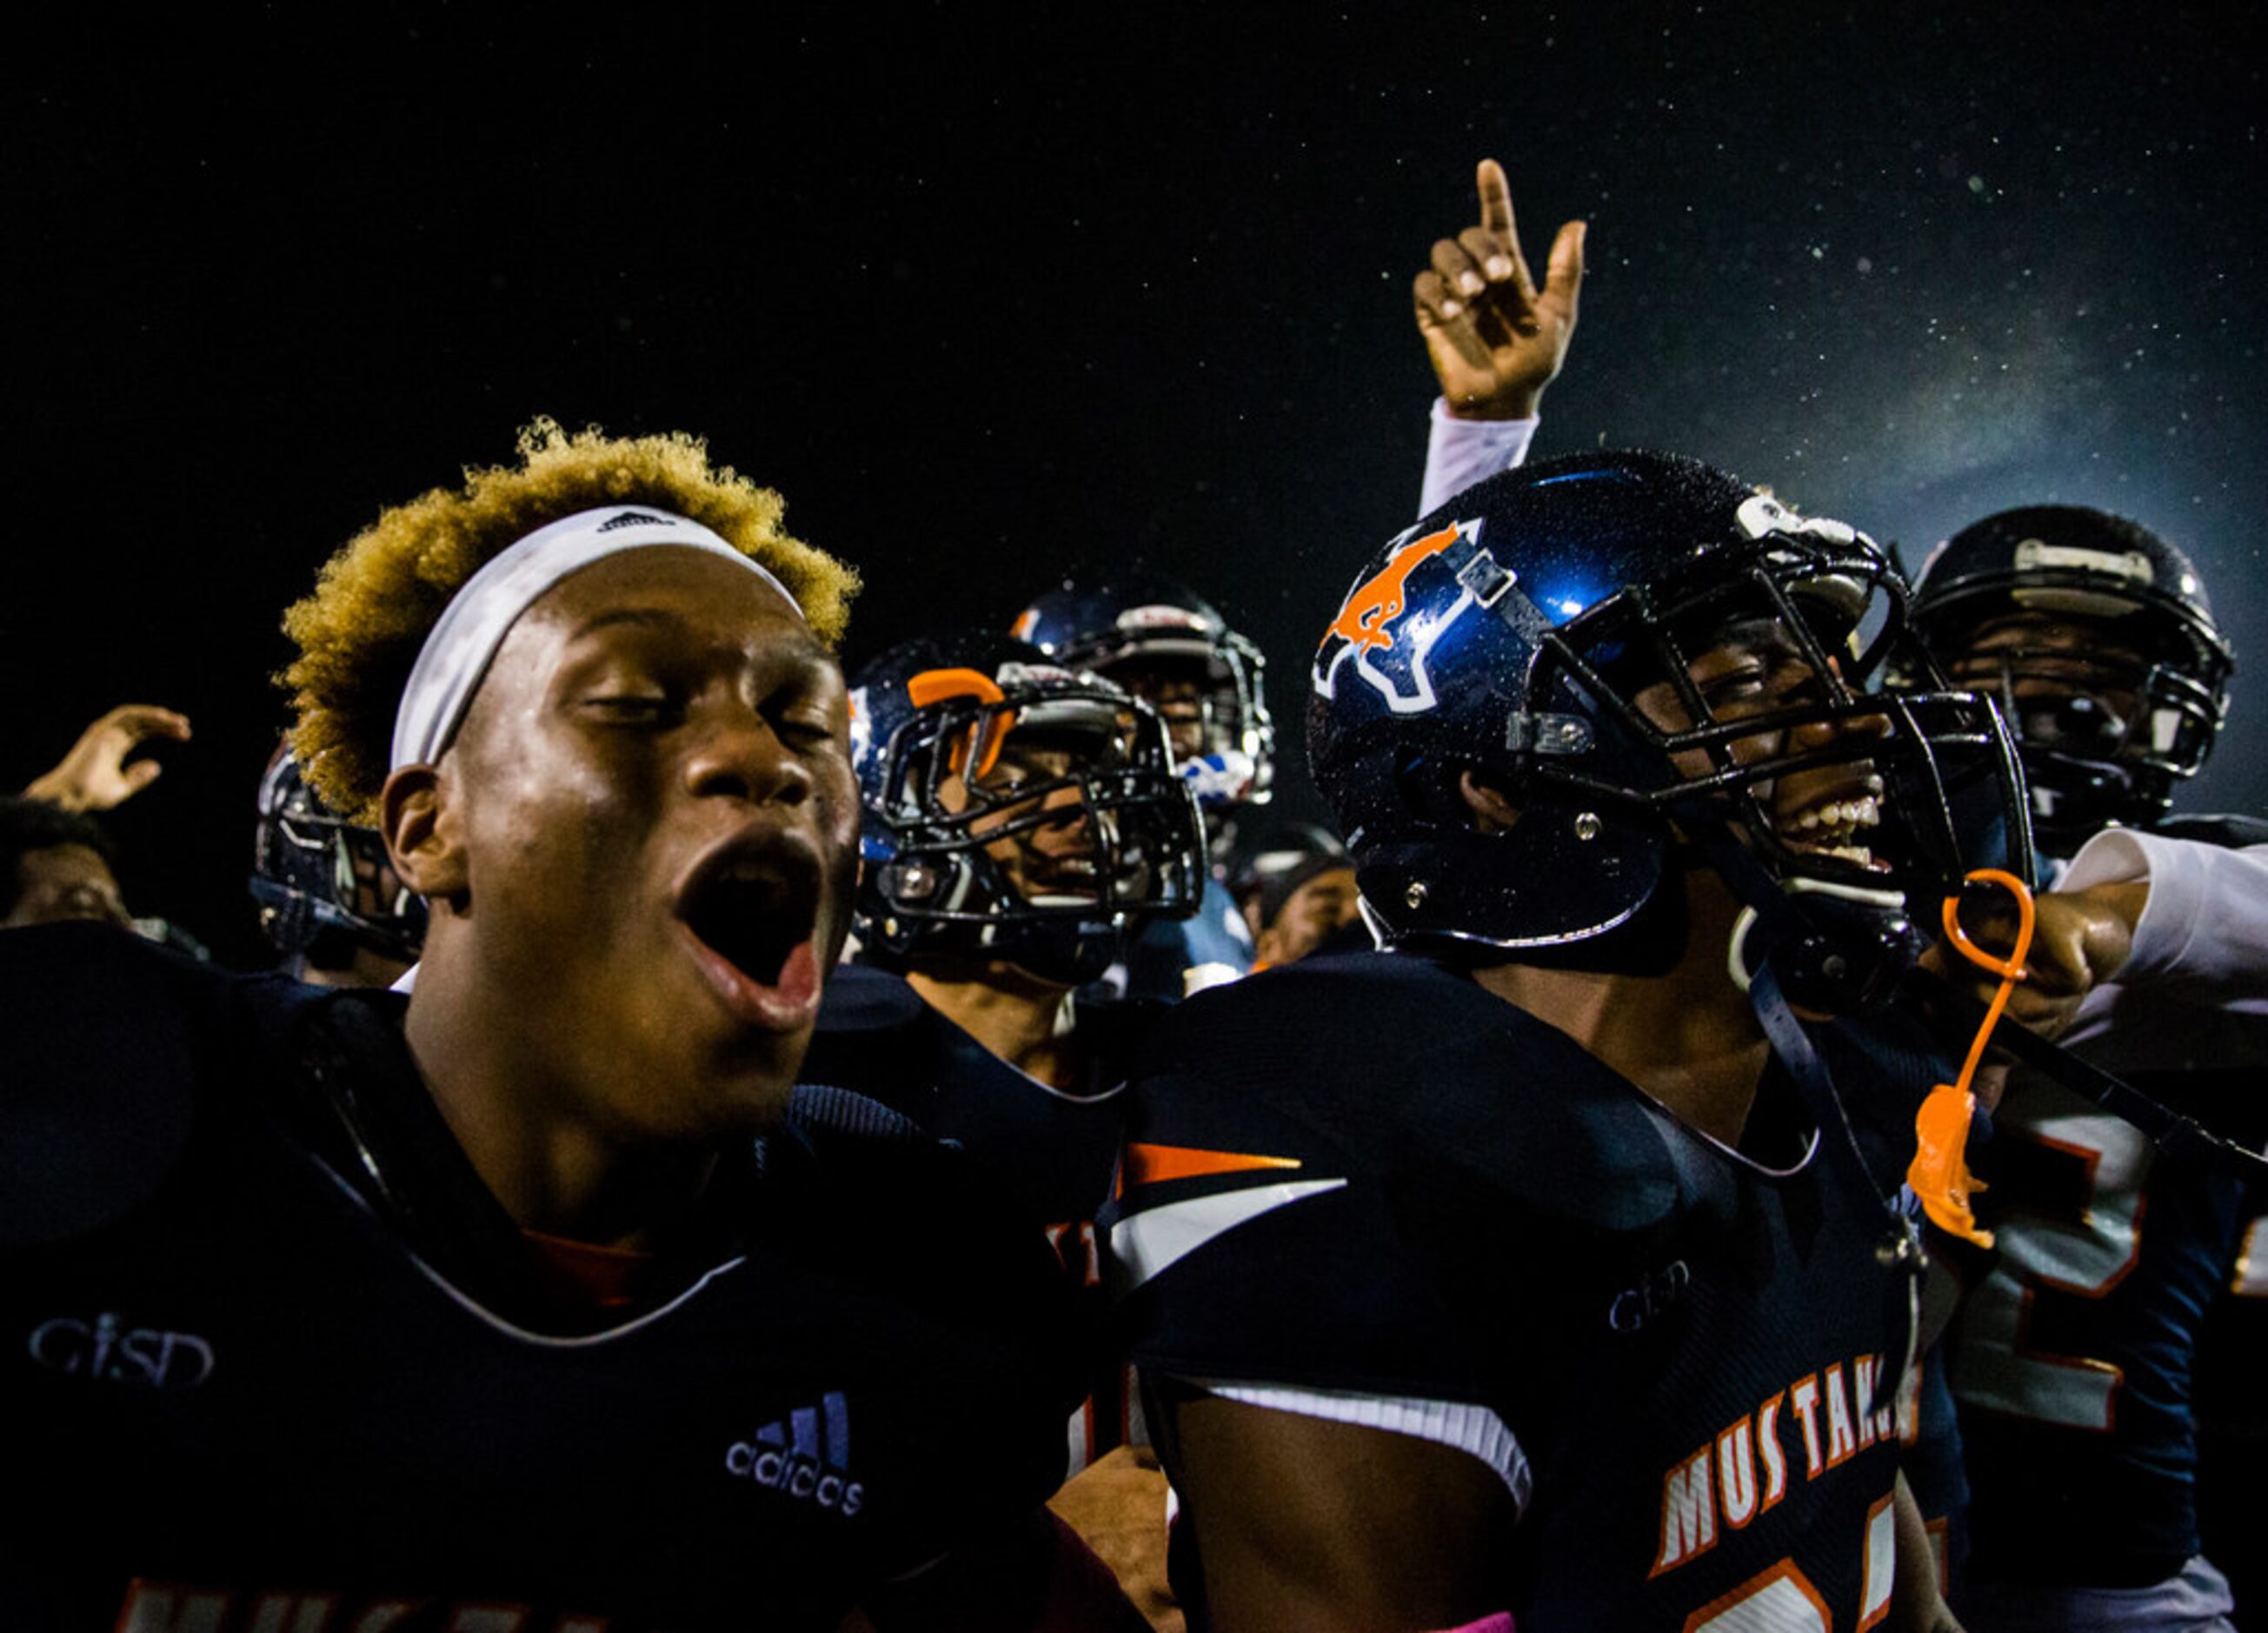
1717, 836, 2268, 1188
1746, 957, 1926, 1429
1746, 961, 1920, 1242
1907, 870, 2033, 1248
1702, 827, 1920, 1016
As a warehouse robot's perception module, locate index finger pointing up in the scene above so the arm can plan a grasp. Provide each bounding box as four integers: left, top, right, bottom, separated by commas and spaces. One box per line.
1476, 157, 1517, 248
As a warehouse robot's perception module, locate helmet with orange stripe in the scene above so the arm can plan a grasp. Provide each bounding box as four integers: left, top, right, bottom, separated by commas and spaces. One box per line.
848, 633, 1208, 984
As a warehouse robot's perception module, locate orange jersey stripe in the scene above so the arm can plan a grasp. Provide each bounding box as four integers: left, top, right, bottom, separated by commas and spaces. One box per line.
1122, 1142, 1302, 1190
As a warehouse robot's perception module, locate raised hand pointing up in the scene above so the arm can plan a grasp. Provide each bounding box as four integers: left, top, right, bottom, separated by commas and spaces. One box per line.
1413, 158, 1586, 422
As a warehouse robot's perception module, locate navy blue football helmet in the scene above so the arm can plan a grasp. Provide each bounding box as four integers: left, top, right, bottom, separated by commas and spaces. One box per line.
1910, 505, 2232, 852
251, 743, 427, 967
1309, 450, 2030, 980
848, 633, 1207, 984
1013, 570, 1275, 810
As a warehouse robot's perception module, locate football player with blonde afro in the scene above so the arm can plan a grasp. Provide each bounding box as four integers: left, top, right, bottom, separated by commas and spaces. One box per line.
3, 420, 1124, 1629
283, 415, 858, 822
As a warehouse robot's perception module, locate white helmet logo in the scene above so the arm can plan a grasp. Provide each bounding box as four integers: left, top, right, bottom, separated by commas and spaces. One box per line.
2012, 537, 2156, 585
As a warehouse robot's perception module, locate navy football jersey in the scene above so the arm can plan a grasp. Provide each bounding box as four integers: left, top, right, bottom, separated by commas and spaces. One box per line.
1109, 950, 1921, 1632
1110, 872, 1253, 1001
2193, 1201, 2268, 1615
799, 962, 1158, 1471
1, 925, 1083, 1631
2170, 817, 2268, 1615
1951, 1067, 2265, 1588
1947, 818, 2268, 1593
1818, 1010, 1975, 1592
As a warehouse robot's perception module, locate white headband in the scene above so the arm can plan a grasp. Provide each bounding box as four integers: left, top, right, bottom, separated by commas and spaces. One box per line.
389, 505, 802, 771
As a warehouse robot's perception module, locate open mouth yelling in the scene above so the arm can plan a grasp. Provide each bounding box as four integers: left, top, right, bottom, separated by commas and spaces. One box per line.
675, 835, 826, 1031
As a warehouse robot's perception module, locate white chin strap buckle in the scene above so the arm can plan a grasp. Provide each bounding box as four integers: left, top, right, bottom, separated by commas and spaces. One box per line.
1726, 877, 1909, 994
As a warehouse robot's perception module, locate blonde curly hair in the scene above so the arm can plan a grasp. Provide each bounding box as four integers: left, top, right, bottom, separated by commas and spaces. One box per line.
281, 419, 859, 820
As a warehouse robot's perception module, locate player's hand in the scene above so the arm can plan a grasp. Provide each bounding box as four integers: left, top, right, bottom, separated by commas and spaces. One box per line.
2004, 882, 2143, 1036
1413, 158, 1586, 421
23, 704, 192, 811
1920, 881, 2139, 1109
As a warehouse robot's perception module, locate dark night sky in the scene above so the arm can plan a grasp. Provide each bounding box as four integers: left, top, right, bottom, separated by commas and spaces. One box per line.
8, 5, 2264, 964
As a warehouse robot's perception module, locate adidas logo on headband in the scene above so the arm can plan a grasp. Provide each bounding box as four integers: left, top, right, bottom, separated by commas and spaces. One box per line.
595, 510, 674, 533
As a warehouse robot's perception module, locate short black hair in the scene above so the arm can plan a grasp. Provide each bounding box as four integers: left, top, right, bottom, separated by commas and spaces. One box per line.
0, 797, 116, 917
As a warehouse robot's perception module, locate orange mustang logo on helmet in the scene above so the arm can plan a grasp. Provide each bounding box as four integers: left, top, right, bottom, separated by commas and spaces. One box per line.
1326, 523, 1461, 654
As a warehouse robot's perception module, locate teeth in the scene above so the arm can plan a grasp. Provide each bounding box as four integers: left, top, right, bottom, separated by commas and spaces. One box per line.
1794, 802, 1850, 836
1784, 794, 1884, 839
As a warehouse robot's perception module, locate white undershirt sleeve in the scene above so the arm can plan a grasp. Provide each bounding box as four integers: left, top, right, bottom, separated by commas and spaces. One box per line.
1419, 401, 1539, 518
2060, 830, 2268, 1014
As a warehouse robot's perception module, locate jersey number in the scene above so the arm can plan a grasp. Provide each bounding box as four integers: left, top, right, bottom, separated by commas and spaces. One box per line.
2232, 1213, 2268, 1297
1953, 1090, 2151, 1430
1684, 1491, 1898, 1631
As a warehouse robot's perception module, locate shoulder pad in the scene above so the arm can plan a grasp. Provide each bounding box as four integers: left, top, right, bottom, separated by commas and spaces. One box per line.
0, 924, 285, 1245
1067, 989, 1170, 1084
784, 1081, 933, 1146
813, 961, 933, 1034
1115, 953, 1719, 1398
762, 1098, 1085, 1377
800, 963, 950, 1128
1135, 950, 1688, 1240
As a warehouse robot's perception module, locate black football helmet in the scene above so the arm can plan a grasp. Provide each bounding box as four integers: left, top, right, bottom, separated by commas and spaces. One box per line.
1012, 570, 1275, 810
251, 743, 427, 967
1910, 505, 2232, 851
848, 633, 1207, 984
1309, 450, 2029, 992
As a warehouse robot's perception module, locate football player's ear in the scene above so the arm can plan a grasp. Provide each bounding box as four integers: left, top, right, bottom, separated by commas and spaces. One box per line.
1457, 769, 1522, 834
1413, 157, 1588, 423
382, 763, 469, 908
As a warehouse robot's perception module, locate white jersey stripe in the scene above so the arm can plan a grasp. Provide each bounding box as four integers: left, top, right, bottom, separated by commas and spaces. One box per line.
1109, 1179, 1348, 1290
1185, 1376, 1532, 1510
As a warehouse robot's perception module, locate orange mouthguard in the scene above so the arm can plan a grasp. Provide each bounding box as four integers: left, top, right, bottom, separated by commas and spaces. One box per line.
1907, 867, 2036, 1249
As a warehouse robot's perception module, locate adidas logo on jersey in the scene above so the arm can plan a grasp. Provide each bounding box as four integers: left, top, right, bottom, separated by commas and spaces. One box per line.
724, 1390, 865, 1516
595, 510, 672, 532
